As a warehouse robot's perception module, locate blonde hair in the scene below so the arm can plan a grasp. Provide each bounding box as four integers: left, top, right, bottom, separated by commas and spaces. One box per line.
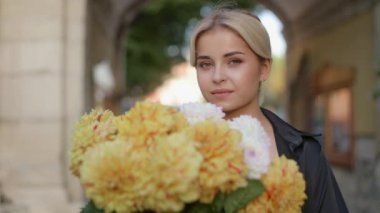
189, 9, 272, 66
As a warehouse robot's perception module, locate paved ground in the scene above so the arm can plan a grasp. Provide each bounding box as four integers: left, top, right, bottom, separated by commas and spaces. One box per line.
1, 186, 82, 213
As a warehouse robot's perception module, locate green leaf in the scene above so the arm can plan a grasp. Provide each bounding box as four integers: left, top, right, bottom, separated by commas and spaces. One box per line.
80, 200, 104, 213
223, 179, 265, 213
213, 193, 227, 212
184, 179, 264, 213
183, 201, 216, 213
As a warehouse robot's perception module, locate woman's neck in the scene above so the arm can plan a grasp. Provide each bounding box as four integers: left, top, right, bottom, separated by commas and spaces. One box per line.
224, 104, 264, 121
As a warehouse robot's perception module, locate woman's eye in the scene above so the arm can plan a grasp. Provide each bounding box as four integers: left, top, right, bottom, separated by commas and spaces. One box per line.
197, 62, 212, 69
229, 59, 242, 65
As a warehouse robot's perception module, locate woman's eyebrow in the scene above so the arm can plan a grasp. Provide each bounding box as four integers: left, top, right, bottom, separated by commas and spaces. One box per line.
196, 55, 211, 60
197, 51, 244, 59
224, 51, 244, 58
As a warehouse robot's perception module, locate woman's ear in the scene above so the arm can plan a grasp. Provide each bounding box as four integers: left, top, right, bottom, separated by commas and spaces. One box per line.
259, 59, 272, 81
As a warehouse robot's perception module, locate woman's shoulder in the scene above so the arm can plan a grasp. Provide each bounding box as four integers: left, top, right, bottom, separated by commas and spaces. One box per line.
261, 108, 349, 212
261, 108, 322, 155
261, 108, 330, 175
261, 108, 319, 137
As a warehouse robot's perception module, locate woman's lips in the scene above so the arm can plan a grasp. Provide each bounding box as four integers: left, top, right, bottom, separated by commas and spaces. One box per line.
211, 89, 233, 98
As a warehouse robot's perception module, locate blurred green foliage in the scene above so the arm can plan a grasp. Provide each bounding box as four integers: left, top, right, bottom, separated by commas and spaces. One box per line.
125, 0, 256, 96
374, 67, 380, 99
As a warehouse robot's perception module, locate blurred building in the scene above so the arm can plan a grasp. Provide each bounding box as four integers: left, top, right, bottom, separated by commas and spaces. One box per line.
0, 0, 87, 212
263, 1, 380, 212
0, 0, 379, 212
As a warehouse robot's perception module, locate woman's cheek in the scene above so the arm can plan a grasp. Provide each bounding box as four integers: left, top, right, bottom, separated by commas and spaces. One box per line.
197, 77, 209, 96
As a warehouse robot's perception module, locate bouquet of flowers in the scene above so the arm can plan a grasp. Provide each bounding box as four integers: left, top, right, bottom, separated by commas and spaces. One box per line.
70, 101, 306, 213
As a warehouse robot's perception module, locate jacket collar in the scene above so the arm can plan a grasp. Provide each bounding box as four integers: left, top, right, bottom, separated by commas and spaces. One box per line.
261, 108, 320, 152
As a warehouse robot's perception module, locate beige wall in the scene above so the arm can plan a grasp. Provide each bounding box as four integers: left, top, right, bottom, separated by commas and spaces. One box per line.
287, 9, 380, 212
0, 0, 86, 212
288, 10, 377, 135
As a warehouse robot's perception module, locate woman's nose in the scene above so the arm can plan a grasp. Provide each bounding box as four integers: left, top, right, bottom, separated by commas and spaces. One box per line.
212, 65, 226, 83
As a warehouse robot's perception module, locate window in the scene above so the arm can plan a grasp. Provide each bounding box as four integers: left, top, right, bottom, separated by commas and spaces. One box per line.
311, 64, 355, 168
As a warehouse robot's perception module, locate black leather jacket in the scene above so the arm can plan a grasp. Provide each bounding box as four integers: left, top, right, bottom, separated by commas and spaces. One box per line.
262, 108, 349, 213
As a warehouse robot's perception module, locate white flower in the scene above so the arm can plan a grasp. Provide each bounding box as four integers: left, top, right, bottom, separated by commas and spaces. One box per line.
228, 115, 271, 179
178, 102, 225, 125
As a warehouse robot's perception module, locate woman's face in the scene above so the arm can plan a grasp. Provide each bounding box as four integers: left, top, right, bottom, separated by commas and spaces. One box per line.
195, 26, 271, 118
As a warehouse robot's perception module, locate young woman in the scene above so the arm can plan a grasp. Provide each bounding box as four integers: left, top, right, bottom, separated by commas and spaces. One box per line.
189, 8, 348, 213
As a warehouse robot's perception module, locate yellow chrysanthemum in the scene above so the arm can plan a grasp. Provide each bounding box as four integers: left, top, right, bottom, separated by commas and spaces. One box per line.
240, 156, 307, 213
80, 140, 153, 213
115, 101, 188, 147
186, 120, 248, 203
70, 109, 117, 177
144, 133, 203, 212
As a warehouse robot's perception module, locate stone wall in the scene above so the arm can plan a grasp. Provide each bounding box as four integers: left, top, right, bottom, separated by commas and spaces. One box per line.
0, 0, 86, 212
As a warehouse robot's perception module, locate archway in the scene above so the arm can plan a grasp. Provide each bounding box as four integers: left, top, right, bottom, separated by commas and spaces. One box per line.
85, 0, 291, 113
